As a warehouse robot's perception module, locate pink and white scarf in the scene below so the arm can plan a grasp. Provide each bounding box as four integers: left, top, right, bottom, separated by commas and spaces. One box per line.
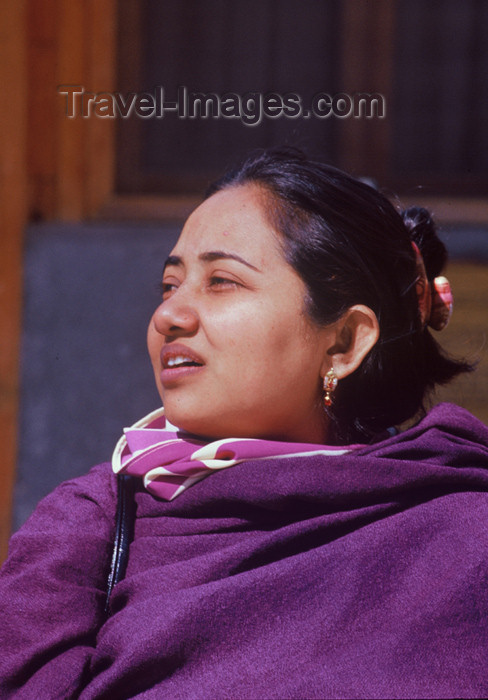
112, 407, 358, 500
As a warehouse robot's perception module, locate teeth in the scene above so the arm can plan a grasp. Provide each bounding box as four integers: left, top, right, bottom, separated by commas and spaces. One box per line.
166, 355, 196, 368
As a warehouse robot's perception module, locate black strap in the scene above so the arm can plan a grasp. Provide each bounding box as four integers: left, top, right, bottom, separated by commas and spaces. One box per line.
104, 474, 136, 614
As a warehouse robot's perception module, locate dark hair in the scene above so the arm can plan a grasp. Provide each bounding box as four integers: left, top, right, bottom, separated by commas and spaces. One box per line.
206, 148, 472, 442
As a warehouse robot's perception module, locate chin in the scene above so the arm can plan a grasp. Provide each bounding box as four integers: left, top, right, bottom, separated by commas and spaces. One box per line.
164, 404, 213, 438
164, 406, 241, 440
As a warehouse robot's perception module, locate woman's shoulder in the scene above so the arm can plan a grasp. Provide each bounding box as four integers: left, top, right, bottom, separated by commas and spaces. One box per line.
39, 461, 116, 516
376, 402, 488, 450
421, 401, 488, 433
56, 461, 118, 513
355, 403, 488, 488
5, 462, 118, 560
408, 401, 488, 452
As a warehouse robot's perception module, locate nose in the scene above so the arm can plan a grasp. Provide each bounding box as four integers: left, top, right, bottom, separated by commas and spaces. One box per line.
151, 294, 199, 338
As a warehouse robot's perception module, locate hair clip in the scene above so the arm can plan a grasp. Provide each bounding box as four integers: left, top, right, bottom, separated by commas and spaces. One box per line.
411, 242, 453, 331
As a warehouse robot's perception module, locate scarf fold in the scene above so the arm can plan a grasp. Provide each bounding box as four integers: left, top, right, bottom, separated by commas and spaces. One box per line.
112, 407, 355, 500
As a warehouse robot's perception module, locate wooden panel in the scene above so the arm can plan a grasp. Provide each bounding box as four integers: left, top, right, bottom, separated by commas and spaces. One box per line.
116, 0, 143, 193
26, 0, 117, 220
84, 0, 116, 215
339, 0, 395, 178
99, 194, 201, 221
27, 0, 58, 219
117, 0, 341, 193
0, 0, 27, 562
55, 2, 87, 220
393, 0, 488, 182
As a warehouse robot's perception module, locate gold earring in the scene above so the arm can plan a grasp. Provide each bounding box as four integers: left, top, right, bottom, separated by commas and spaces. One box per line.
323, 368, 338, 407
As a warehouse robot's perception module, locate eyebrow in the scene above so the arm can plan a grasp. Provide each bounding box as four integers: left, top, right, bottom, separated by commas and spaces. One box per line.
163, 250, 261, 273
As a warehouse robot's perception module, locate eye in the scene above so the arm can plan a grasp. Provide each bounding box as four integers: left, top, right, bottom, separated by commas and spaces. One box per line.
209, 276, 241, 290
158, 280, 179, 299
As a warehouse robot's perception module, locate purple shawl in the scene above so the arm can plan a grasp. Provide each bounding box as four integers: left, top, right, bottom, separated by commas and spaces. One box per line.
1, 402, 488, 699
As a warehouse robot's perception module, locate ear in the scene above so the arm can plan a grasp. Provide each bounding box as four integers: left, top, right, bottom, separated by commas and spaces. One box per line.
321, 305, 379, 380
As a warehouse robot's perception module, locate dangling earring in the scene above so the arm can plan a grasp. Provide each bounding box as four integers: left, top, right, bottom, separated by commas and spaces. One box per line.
323, 368, 338, 407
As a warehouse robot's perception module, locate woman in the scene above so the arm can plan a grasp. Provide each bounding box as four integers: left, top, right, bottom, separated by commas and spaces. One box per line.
1, 149, 487, 699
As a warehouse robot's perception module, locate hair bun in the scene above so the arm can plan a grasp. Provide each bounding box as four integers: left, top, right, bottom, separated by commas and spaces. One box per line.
401, 206, 447, 279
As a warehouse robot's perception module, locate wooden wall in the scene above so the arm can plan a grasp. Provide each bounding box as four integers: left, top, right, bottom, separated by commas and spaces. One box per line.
0, 0, 116, 561
28, 0, 116, 221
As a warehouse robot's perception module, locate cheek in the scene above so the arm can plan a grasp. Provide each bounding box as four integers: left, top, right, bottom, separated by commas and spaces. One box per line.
213, 302, 273, 351
216, 304, 311, 375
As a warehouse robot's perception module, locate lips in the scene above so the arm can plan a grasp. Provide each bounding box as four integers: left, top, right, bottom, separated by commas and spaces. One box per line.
161, 343, 205, 369
160, 343, 205, 385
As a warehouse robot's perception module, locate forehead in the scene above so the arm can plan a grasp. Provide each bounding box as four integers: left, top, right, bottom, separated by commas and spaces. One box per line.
171, 185, 283, 264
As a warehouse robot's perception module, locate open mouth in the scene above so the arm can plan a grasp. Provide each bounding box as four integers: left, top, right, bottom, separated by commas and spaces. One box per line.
163, 355, 203, 369
160, 345, 205, 378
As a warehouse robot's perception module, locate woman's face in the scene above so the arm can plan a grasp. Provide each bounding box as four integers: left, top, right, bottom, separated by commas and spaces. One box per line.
147, 185, 336, 442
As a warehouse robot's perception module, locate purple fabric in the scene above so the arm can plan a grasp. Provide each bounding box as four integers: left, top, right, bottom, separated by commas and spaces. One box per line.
1, 403, 488, 699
